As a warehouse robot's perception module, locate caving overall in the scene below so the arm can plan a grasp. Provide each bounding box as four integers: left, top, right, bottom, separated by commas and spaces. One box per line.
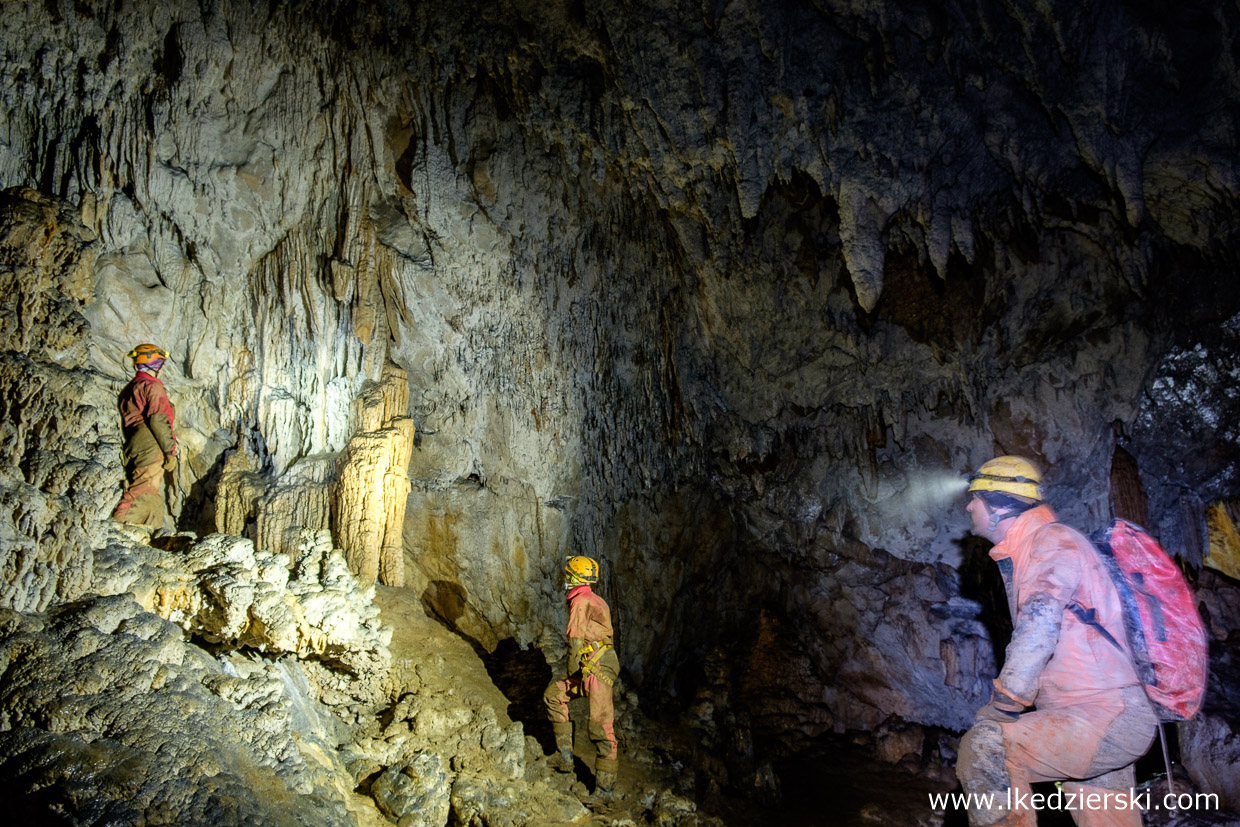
543, 583, 620, 785
111, 371, 177, 528
957, 505, 1158, 827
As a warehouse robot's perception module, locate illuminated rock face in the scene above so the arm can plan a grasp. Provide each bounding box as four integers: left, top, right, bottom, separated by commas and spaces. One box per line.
1, 0, 1240, 822
335, 362, 415, 587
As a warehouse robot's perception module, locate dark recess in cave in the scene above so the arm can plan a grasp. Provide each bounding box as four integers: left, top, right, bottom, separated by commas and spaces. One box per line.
876, 249, 988, 358
477, 637, 556, 751
956, 533, 1013, 667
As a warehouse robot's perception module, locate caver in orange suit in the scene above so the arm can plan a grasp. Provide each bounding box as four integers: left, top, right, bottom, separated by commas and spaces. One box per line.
957, 457, 1157, 827
544, 556, 619, 805
111, 345, 178, 528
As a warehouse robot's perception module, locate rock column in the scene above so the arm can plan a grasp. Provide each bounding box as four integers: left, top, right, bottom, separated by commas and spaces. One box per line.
335, 363, 415, 586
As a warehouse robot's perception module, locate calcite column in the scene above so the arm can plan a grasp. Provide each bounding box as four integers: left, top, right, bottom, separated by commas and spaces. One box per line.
214, 436, 267, 538
335, 363, 415, 586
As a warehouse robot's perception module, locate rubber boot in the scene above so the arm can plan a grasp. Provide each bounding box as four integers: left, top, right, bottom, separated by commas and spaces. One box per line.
584, 758, 618, 811
549, 722, 574, 773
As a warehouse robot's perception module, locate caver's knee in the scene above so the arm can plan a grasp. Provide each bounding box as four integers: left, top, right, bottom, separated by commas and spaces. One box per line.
958, 720, 1010, 789
543, 679, 570, 713
587, 719, 618, 761
958, 720, 1022, 827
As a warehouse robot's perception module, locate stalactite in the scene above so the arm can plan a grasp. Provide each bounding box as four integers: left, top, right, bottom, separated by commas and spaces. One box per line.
837, 179, 889, 312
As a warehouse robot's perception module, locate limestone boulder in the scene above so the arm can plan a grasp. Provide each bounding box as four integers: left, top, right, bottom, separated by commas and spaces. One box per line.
371, 752, 452, 827
93, 528, 392, 683
0, 598, 355, 825
1179, 713, 1240, 815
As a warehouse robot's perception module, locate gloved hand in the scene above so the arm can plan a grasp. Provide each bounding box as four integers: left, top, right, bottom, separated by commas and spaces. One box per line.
973, 686, 1024, 725
162, 453, 178, 472
973, 702, 1020, 724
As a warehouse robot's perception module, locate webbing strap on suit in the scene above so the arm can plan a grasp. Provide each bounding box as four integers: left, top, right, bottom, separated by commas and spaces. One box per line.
578, 640, 615, 687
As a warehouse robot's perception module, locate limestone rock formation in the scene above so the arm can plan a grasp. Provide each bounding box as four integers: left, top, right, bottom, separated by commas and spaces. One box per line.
0, 188, 110, 611
337, 362, 416, 587
93, 528, 392, 679
2, 0, 1240, 823
0, 598, 357, 826
1180, 713, 1240, 816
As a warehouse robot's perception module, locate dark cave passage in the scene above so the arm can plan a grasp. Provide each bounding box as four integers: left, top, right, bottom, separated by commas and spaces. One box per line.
478, 637, 557, 751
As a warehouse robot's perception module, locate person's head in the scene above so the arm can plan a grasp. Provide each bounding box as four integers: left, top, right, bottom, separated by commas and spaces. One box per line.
129, 343, 169, 376
564, 555, 599, 590
966, 455, 1044, 541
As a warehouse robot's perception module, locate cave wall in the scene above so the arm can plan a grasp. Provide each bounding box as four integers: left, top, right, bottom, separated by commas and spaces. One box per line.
3, 0, 1240, 782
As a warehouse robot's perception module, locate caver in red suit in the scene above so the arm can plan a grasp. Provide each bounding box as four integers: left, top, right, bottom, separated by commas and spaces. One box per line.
111, 344, 178, 528
544, 555, 620, 808
957, 456, 1156, 827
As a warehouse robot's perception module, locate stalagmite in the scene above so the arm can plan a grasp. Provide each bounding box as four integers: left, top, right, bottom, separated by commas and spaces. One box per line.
255, 456, 336, 560
336, 362, 415, 586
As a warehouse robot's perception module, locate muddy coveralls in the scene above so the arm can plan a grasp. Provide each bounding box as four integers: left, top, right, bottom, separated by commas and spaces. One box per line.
111, 372, 177, 528
543, 583, 620, 780
957, 505, 1157, 827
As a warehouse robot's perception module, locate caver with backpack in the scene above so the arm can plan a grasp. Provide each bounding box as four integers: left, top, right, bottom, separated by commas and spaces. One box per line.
954, 455, 1205, 827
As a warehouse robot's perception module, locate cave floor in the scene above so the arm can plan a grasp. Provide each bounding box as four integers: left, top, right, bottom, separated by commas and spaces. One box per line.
371, 588, 1238, 827
373, 583, 966, 826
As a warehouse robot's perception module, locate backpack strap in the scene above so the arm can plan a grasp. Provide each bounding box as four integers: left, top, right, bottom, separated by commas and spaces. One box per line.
1128, 572, 1168, 642
1066, 602, 1126, 653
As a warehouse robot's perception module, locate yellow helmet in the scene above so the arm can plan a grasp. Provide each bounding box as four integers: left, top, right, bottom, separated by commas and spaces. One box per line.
565, 555, 599, 586
968, 455, 1044, 502
128, 343, 169, 367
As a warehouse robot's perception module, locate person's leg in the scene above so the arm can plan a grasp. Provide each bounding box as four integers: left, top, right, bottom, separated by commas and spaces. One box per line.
957, 719, 1037, 827
585, 673, 617, 767
583, 671, 618, 807
1064, 766, 1140, 827
958, 690, 1154, 827
112, 461, 162, 523
128, 492, 167, 528
1061, 687, 1154, 827
543, 677, 577, 772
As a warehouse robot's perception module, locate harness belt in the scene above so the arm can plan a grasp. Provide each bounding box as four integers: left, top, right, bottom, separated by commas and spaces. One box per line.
577, 640, 615, 687
576, 640, 613, 658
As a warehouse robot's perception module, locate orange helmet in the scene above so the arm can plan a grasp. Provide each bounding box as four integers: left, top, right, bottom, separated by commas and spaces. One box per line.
128, 344, 169, 367
564, 555, 599, 586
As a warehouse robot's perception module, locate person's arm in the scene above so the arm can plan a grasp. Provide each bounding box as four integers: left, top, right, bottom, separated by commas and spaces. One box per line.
566, 595, 590, 677
141, 384, 178, 464
992, 527, 1083, 710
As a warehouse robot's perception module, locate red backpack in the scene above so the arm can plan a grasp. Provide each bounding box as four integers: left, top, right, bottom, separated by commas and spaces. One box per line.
1085, 519, 1209, 721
